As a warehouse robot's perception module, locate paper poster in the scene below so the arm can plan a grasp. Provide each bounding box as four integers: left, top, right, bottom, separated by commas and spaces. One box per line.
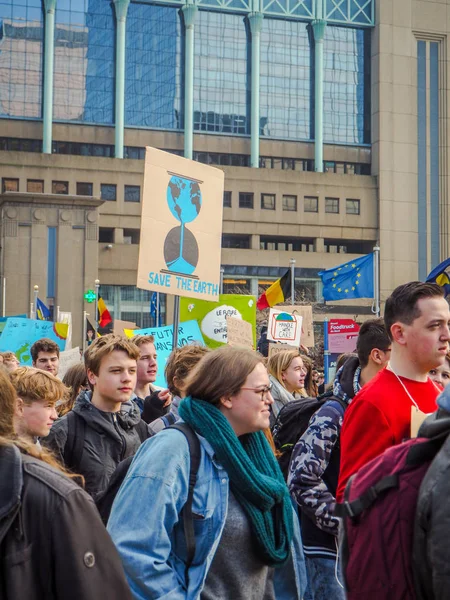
58, 347, 82, 380
0, 318, 68, 365
278, 305, 315, 348
137, 147, 224, 301
113, 319, 137, 336
327, 319, 360, 353
58, 311, 72, 350
226, 317, 254, 349
179, 294, 256, 348
268, 342, 295, 358
0, 314, 27, 335
267, 309, 303, 347
124, 320, 205, 388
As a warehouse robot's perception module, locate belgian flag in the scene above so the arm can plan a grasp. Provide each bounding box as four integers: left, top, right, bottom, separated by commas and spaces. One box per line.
98, 296, 112, 327
257, 269, 292, 310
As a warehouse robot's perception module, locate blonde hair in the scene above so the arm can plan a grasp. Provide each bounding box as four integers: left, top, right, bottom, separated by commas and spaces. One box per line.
9, 367, 69, 405
84, 334, 140, 375
131, 334, 155, 348
267, 349, 301, 386
165, 345, 210, 396
2, 351, 17, 362
184, 346, 264, 406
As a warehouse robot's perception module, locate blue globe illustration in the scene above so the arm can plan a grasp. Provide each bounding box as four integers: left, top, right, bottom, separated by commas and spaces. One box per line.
167, 176, 202, 224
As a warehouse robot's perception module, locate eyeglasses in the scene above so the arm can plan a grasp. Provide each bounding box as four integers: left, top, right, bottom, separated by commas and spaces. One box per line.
240, 383, 273, 401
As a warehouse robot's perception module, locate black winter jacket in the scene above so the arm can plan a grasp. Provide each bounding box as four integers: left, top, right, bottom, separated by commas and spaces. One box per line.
0, 443, 132, 600
43, 391, 144, 499
414, 408, 450, 600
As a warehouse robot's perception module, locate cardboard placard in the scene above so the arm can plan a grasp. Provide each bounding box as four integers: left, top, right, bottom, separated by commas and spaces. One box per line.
137, 147, 224, 301
267, 309, 303, 347
113, 319, 137, 336
268, 342, 294, 358
226, 317, 254, 349
279, 305, 315, 348
58, 347, 82, 380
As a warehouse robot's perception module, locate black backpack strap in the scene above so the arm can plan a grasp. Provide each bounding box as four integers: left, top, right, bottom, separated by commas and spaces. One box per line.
135, 419, 150, 443
341, 473, 399, 520
169, 423, 201, 582
63, 411, 85, 473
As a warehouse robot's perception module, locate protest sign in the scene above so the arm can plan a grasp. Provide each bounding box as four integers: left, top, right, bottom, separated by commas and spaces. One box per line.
58, 311, 72, 350
226, 317, 254, 349
279, 305, 315, 348
0, 314, 27, 335
0, 318, 68, 365
268, 342, 294, 358
267, 309, 303, 347
113, 319, 137, 336
137, 147, 224, 301
179, 294, 256, 348
124, 320, 204, 388
58, 347, 82, 379
327, 319, 360, 353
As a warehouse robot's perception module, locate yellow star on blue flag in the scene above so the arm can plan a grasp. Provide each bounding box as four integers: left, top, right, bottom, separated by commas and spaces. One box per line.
319, 253, 374, 301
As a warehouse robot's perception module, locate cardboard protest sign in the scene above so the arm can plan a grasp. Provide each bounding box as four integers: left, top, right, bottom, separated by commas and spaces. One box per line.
124, 320, 204, 388
58, 347, 82, 380
267, 309, 303, 348
279, 305, 315, 348
268, 342, 295, 358
179, 294, 256, 348
0, 318, 68, 365
226, 317, 254, 349
113, 319, 137, 336
137, 147, 224, 301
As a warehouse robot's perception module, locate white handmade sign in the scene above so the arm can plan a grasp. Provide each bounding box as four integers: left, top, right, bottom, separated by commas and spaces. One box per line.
267, 309, 303, 348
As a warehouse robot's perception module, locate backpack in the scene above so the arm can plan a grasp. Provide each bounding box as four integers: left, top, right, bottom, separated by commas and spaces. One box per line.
63, 410, 149, 473
272, 392, 347, 478
338, 435, 448, 600
95, 423, 201, 581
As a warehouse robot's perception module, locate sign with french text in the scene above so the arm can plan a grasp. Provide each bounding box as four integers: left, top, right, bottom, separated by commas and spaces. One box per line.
0, 318, 68, 365
226, 317, 254, 349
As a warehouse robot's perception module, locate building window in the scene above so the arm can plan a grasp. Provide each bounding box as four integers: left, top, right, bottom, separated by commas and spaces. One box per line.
124, 185, 141, 203
2, 178, 19, 193
325, 197, 339, 214
52, 181, 69, 195
222, 234, 251, 249
304, 196, 318, 213
223, 191, 232, 207
325, 239, 375, 254
99, 228, 115, 243
282, 195, 297, 211
261, 194, 276, 210
27, 180, 44, 193
123, 229, 141, 245
346, 199, 360, 215
260, 236, 315, 252
101, 184, 117, 201
76, 182, 93, 196
239, 192, 254, 209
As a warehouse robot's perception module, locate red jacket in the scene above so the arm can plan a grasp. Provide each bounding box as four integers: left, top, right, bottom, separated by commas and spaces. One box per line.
336, 368, 440, 501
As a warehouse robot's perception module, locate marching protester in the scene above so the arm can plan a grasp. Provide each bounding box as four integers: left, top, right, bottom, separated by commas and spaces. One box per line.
60, 362, 89, 416
148, 343, 210, 435
2, 351, 20, 372
0, 369, 133, 599
428, 351, 450, 389
108, 346, 307, 599
337, 282, 450, 501
267, 349, 307, 426
131, 334, 172, 423
44, 335, 149, 499
11, 367, 67, 444
300, 356, 319, 398
31, 338, 60, 377
288, 318, 391, 599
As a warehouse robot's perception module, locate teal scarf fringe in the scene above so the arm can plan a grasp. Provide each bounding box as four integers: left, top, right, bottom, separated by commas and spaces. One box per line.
179, 396, 294, 567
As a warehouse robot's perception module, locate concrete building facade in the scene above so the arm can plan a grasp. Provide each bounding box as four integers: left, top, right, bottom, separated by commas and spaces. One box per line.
0, 0, 448, 344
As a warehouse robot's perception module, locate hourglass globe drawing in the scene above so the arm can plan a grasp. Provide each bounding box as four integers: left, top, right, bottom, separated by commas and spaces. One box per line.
163, 172, 202, 277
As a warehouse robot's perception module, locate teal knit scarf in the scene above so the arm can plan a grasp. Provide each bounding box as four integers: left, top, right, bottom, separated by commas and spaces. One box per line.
178, 396, 294, 567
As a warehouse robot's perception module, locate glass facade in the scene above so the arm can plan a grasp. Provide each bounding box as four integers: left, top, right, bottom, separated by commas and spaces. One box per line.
125, 3, 182, 129
193, 11, 249, 134
260, 19, 311, 141
100, 285, 166, 329
54, 0, 115, 124
0, 0, 43, 118
0, 1, 371, 146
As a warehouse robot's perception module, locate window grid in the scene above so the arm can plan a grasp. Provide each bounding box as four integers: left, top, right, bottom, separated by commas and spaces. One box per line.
223, 191, 232, 207
101, 183, 117, 201
304, 196, 318, 213
261, 193, 276, 210
282, 195, 297, 211
27, 179, 44, 193
239, 192, 254, 209
2, 178, 19, 193
76, 182, 93, 196
346, 198, 360, 215
124, 185, 141, 203
52, 181, 69, 195
325, 197, 340, 213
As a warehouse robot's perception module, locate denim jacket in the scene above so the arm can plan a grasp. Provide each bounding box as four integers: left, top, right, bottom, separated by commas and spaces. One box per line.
107, 427, 306, 600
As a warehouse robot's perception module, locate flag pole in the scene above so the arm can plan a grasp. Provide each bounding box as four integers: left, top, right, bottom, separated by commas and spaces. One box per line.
83, 311, 87, 354
289, 258, 296, 306
94, 279, 100, 335
220, 267, 224, 294
373, 246, 380, 317
156, 292, 160, 327
324, 318, 330, 384
33, 285, 39, 319
172, 296, 180, 349
2, 277, 5, 317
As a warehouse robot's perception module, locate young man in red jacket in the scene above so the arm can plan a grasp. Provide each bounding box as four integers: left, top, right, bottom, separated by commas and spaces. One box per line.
337, 281, 450, 501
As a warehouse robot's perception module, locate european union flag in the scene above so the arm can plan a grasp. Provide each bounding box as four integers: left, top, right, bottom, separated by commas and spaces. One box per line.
319, 253, 374, 301
426, 257, 450, 296
36, 297, 51, 320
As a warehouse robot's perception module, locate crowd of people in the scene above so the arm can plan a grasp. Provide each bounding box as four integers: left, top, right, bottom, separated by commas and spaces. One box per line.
1, 280, 450, 599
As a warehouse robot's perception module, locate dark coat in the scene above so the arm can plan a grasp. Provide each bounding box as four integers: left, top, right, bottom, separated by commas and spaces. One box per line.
43, 391, 143, 499
414, 408, 450, 600
0, 444, 132, 600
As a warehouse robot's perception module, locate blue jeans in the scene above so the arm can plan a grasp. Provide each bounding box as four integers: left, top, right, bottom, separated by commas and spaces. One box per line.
304, 556, 346, 600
